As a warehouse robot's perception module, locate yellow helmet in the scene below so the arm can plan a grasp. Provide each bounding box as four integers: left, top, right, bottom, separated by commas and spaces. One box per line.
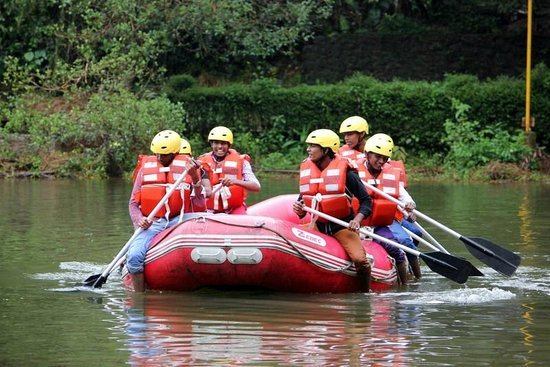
179, 138, 192, 155
208, 126, 233, 144
305, 129, 340, 153
365, 133, 394, 158
150, 130, 181, 154
339, 116, 369, 134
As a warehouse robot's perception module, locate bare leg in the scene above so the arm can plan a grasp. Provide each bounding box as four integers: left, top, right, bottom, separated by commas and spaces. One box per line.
397, 261, 409, 285
131, 272, 145, 293
409, 257, 422, 279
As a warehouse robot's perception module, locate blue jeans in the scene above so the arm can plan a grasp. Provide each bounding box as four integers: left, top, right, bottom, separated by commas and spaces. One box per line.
374, 226, 406, 264
126, 216, 181, 274
388, 219, 417, 250
389, 219, 421, 263
402, 219, 422, 246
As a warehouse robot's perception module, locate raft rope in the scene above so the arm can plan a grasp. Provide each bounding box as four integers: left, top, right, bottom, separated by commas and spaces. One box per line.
182, 215, 354, 273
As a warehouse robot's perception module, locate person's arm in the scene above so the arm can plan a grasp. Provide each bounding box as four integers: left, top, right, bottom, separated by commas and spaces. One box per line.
346, 170, 372, 230
128, 170, 152, 229
398, 185, 416, 211
191, 170, 211, 209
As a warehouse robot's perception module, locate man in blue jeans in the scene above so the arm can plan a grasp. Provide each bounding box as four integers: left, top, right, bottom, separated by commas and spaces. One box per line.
127, 130, 205, 292
361, 133, 422, 280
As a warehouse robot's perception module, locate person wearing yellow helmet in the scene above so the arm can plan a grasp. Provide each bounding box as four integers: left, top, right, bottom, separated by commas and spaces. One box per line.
198, 126, 261, 214
338, 116, 369, 161
293, 129, 373, 292
127, 130, 205, 292
356, 133, 421, 283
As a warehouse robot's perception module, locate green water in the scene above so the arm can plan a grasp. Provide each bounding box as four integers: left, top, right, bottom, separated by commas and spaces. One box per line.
1, 178, 549, 366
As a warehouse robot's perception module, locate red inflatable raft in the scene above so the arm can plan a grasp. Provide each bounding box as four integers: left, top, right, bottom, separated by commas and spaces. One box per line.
122, 195, 397, 292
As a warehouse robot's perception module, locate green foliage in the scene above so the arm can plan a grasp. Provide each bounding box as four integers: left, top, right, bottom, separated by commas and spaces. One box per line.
442, 99, 532, 175
2, 90, 186, 177
162, 74, 197, 96
0, 0, 336, 92
167, 69, 550, 174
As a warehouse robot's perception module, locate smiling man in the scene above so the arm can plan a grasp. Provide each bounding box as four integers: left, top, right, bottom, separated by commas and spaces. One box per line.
358, 133, 422, 283
198, 126, 261, 214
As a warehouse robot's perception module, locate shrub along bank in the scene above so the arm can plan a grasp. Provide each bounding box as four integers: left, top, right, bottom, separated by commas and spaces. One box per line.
1, 65, 549, 180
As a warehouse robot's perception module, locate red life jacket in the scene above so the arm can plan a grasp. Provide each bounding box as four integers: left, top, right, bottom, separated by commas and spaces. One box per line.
353, 159, 402, 226
299, 157, 353, 222
338, 145, 365, 161
198, 149, 249, 213
133, 155, 194, 218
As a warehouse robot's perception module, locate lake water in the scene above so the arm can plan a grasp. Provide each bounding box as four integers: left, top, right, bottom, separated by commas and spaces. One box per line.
1, 178, 549, 366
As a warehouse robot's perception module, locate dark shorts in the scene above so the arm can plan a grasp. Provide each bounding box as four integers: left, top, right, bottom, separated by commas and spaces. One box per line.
374, 226, 406, 263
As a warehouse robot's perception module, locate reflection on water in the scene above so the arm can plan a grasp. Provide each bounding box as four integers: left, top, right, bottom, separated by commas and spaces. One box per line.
99, 292, 414, 367
1, 179, 550, 366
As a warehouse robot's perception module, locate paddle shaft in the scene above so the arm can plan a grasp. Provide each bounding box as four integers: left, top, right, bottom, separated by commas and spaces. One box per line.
363, 182, 466, 236
363, 181, 520, 276
412, 220, 449, 254
92, 165, 193, 287
301, 206, 474, 283
398, 206, 450, 254
402, 227, 440, 252
302, 206, 422, 258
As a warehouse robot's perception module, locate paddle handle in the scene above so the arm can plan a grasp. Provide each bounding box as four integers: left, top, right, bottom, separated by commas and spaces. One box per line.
363, 182, 463, 239
301, 206, 421, 257
96, 227, 144, 281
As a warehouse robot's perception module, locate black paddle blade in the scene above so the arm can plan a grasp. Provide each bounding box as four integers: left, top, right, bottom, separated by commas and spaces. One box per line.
468, 265, 485, 277
419, 251, 475, 284
460, 236, 521, 276
81, 273, 107, 288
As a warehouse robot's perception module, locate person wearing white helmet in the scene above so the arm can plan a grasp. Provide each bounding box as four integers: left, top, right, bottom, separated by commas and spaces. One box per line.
338, 116, 369, 161
357, 133, 422, 282
293, 129, 373, 292
198, 126, 261, 214
127, 130, 205, 292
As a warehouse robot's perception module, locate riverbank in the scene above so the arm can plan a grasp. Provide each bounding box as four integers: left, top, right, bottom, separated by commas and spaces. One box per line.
2, 133, 550, 183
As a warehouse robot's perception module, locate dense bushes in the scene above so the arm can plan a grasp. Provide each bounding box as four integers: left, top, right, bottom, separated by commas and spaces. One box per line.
1, 91, 185, 177
1, 66, 548, 179
168, 64, 549, 169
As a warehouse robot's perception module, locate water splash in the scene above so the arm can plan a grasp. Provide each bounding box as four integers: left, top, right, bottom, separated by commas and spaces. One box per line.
398, 287, 515, 305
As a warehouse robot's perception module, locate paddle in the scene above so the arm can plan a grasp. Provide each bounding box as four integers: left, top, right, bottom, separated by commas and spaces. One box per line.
82, 163, 194, 288
302, 206, 475, 284
363, 182, 521, 276
402, 226, 483, 276
411, 220, 448, 254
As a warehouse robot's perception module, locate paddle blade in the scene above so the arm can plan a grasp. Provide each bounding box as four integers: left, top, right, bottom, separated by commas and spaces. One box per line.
419, 251, 475, 284
468, 265, 485, 277
460, 236, 521, 276
81, 274, 107, 288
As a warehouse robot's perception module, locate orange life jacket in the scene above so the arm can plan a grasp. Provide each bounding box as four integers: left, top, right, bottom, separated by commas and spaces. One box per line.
198, 149, 249, 213
338, 145, 365, 161
132, 154, 144, 181
299, 157, 353, 222
385, 160, 408, 189
133, 155, 194, 218
354, 159, 402, 225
